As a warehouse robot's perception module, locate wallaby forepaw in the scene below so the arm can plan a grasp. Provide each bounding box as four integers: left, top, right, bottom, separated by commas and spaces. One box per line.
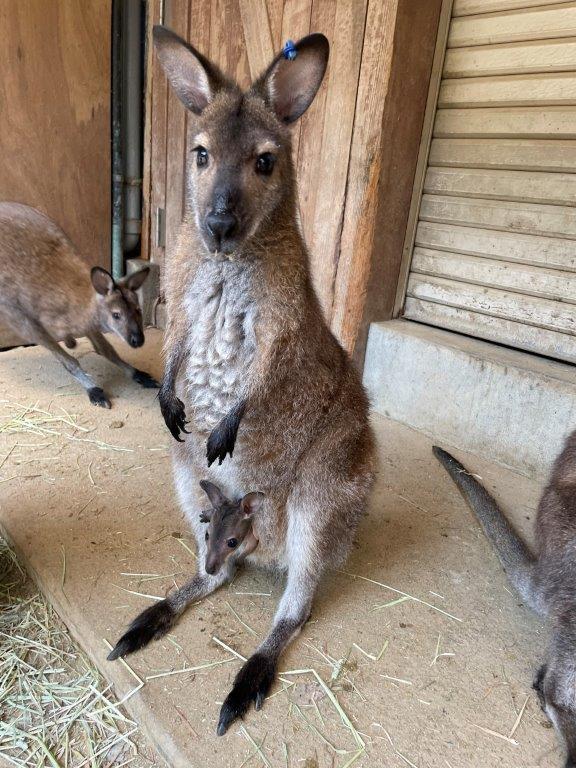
88, 387, 111, 409
206, 401, 245, 467
107, 599, 176, 660
217, 653, 276, 735
159, 387, 189, 441
133, 369, 160, 389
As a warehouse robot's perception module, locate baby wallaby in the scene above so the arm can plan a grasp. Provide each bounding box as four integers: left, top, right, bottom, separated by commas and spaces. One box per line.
199, 480, 262, 576
0, 202, 159, 407
434, 434, 576, 768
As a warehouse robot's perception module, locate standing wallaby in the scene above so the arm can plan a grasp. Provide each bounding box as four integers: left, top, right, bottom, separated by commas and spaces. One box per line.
108, 28, 375, 735
0, 203, 159, 407
199, 479, 262, 575
434, 436, 576, 768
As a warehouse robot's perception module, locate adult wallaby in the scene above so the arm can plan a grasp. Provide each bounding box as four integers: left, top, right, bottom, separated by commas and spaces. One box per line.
434, 437, 576, 768
0, 202, 158, 407
108, 28, 375, 734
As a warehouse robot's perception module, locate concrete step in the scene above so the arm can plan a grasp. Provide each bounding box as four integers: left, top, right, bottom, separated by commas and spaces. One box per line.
363, 319, 576, 479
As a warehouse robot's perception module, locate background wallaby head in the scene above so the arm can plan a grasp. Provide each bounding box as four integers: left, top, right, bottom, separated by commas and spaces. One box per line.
153, 26, 328, 255
199, 480, 263, 575
90, 267, 150, 349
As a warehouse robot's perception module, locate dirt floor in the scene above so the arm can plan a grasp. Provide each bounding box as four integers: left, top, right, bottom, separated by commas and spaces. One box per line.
0, 330, 561, 767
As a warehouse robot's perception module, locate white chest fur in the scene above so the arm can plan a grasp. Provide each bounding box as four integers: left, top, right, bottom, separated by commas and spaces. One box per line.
183, 259, 257, 430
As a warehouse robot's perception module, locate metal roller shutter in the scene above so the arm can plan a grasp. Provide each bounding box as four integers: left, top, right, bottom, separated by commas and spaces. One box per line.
404, 0, 576, 363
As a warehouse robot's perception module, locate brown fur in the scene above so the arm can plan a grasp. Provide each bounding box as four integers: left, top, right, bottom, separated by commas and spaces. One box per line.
109, 28, 376, 734
0, 202, 158, 406
434, 435, 576, 768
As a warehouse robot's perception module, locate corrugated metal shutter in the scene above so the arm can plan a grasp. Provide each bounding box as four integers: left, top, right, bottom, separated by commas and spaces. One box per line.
404, 0, 576, 363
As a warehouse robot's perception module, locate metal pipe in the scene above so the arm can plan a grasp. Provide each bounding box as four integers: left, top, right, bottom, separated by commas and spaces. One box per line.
121, 0, 143, 254
111, 0, 124, 279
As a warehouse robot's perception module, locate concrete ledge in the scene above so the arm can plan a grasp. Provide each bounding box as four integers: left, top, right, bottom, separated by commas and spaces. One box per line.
363, 319, 576, 479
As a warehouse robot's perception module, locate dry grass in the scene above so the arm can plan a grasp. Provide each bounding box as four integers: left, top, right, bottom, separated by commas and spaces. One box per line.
0, 538, 147, 767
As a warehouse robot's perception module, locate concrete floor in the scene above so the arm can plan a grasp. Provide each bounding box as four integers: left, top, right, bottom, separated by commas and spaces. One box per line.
0, 331, 560, 767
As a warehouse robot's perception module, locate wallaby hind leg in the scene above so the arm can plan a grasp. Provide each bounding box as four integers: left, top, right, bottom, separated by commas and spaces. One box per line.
9, 311, 110, 407
87, 331, 159, 389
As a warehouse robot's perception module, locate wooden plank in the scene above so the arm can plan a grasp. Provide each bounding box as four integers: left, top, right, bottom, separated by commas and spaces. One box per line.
420, 194, 576, 238
296, 0, 338, 248
415, 221, 576, 271
406, 274, 576, 334
404, 297, 576, 363
444, 38, 576, 78
434, 106, 576, 139
439, 72, 576, 108
424, 167, 576, 206
266, 0, 284, 50
449, 5, 576, 48
209, 0, 251, 89
391, 0, 454, 319
0, 0, 111, 269
411, 247, 576, 301
429, 138, 576, 172
239, 0, 275, 80
305, 0, 368, 313
164, 0, 191, 275
280, 0, 312, 165
343, 0, 445, 360
453, 0, 571, 16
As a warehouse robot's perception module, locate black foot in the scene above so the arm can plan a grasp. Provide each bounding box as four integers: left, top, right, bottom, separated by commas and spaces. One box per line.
107, 599, 177, 660
88, 387, 111, 409
159, 386, 189, 442
217, 653, 276, 735
533, 664, 547, 709
133, 369, 160, 389
207, 401, 245, 467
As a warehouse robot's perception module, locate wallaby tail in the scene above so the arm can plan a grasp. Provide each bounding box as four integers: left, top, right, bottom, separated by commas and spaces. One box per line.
433, 446, 542, 612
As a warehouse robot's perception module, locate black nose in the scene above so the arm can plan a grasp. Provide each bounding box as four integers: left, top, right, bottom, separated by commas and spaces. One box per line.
206, 212, 237, 247
129, 332, 144, 348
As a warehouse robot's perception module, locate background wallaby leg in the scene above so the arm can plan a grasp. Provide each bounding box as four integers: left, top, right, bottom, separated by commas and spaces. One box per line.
88, 330, 159, 388
11, 311, 110, 407
217, 561, 318, 734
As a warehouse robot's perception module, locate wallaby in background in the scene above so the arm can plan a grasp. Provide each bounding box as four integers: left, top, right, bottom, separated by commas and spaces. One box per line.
108, 28, 375, 735
199, 479, 262, 575
0, 203, 159, 408
434, 435, 576, 768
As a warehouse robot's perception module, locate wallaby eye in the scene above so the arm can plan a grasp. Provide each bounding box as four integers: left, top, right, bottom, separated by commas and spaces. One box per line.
227, 538, 238, 549
112, 311, 121, 320
205, 531, 209, 541
255, 153, 275, 176
195, 146, 209, 168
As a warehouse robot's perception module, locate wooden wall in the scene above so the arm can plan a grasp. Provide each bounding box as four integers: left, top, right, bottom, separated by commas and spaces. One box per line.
0, 0, 111, 269
143, 0, 442, 359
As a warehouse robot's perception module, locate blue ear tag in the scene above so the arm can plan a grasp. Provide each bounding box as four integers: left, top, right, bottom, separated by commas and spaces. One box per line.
283, 40, 297, 61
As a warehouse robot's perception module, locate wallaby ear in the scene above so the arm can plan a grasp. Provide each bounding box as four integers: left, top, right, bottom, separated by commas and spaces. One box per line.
240, 492, 264, 518
121, 267, 150, 292
90, 267, 115, 296
199, 479, 227, 509
255, 34, 329, 124
199, 509, 212, 523
153, 26, 226, 114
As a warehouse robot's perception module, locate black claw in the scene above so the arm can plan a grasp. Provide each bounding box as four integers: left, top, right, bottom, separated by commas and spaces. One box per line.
206, 401, 245, 467
159, 387, 188, 441
88, 387, 111, 409
133, 369, 160, 389
107, 599, 176, 660
217, 653, 276, 735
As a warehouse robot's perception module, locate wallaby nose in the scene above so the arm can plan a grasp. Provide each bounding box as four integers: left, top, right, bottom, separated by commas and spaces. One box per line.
129, 331, 144, 348
205, 559, 218, 576
206, 212, 237, 247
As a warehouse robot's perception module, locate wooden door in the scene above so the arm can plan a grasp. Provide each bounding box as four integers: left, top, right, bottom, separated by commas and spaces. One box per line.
402, 0, 576, 364
0, 0, 111, 346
